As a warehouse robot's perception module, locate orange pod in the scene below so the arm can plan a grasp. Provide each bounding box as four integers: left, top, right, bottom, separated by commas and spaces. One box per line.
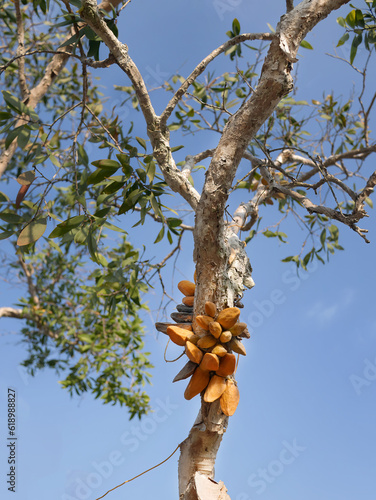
211, 345, 228, 357
229, 322, 248, 336
197, 335, 217, 349
204, 301, 217, 317
200, 352, 220, 372
208, 321, 222, 339
185, 341, 203, 364
196, 315, 214, 330
167, 325, 193, 346
217, 307, 240, 330
220, 379, 240, 416
178, 280, 196, 296
204, 375, 227, 403
216, 353, 236, 377
219, 331, 232, 343
182, 296, 195, 306
184, 367, 210, 400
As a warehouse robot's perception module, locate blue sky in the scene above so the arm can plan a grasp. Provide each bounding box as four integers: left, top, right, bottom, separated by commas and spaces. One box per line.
1, 1, 376, 499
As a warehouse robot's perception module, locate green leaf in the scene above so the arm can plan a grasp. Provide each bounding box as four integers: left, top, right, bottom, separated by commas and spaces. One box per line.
150, 192, 162, 218
350, 33, 362, 64
78, 333, 93, 343
166, 217, 182, 228
154, 226, 165, 243
337, 32, 350, 47
87, 229, 99, 263
84, 26, 101, 41
0, 230, 14, 240
17, 218, 47, 246
49, 154, 61, 168
146, 162, 156, 183
136, 167, 147, 184
92, 159, 121, 169
17, 127, 31, 149
263, 230, 276, 238
171, 145, 184, 152
0, 192, 9, 204
346, 9, 357, 28
300, 40, 313, 49
48, 215, 85, 238
17, 171, 36, 186
2, 91, 27, 114
5, 127, 22, 149
0, 112, 13, 122
365, 197, 373, 208
136, 136, 147, 150
87, 167, 119, 185
281, 256, 293, 262
77, 144, 89, 167
0, 212, 25, 224
58, 26, 85, 48
320, 228, 326, 246
103, 221, 127, 233
232, 18, 241, 36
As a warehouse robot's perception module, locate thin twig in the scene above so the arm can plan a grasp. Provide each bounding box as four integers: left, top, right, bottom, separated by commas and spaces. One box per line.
95, 443, 181, 500
118, 0, 132, 15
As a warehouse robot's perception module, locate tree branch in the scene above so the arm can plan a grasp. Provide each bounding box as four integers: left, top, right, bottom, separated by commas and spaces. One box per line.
79, 0, 201, 211
286, 0, 294, 12
18, 254, 40, 306
160, 32, 274, 128
80, 0, 156, 126
194, 0, 351, 309
0, 307, 27, 319
15, 0, 29, 99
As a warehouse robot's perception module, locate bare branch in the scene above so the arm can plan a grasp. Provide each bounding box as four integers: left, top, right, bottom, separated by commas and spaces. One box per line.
118, 0, 132, 15
275, 183, 370, 242
181, 156, 195, 180
324, 144, 376, 167
0, 307, 27, 319
18, 254, 39, 306
354, 169, 376, 216
80, 0, 156, 127
86, 53, 116, 68
160, 32, 274, 127
286, 0, 294, 12
15, 0, 29, 99
79, 0, 200, 211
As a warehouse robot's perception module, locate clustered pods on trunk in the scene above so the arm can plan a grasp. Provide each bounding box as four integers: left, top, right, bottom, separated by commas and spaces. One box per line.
159, 276, 250, 417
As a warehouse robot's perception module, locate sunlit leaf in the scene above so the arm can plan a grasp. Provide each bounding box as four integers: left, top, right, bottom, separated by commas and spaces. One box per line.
17, 218, 47, 246
136, 136, 147, 150
17, 171, 36, 186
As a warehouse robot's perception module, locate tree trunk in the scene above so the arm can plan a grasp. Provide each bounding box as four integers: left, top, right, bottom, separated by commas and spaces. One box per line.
178, 400, 230, 499
178, 3, 350, 497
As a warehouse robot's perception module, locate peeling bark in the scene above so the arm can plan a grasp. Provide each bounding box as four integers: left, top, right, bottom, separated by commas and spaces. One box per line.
178, 400, 229, 498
